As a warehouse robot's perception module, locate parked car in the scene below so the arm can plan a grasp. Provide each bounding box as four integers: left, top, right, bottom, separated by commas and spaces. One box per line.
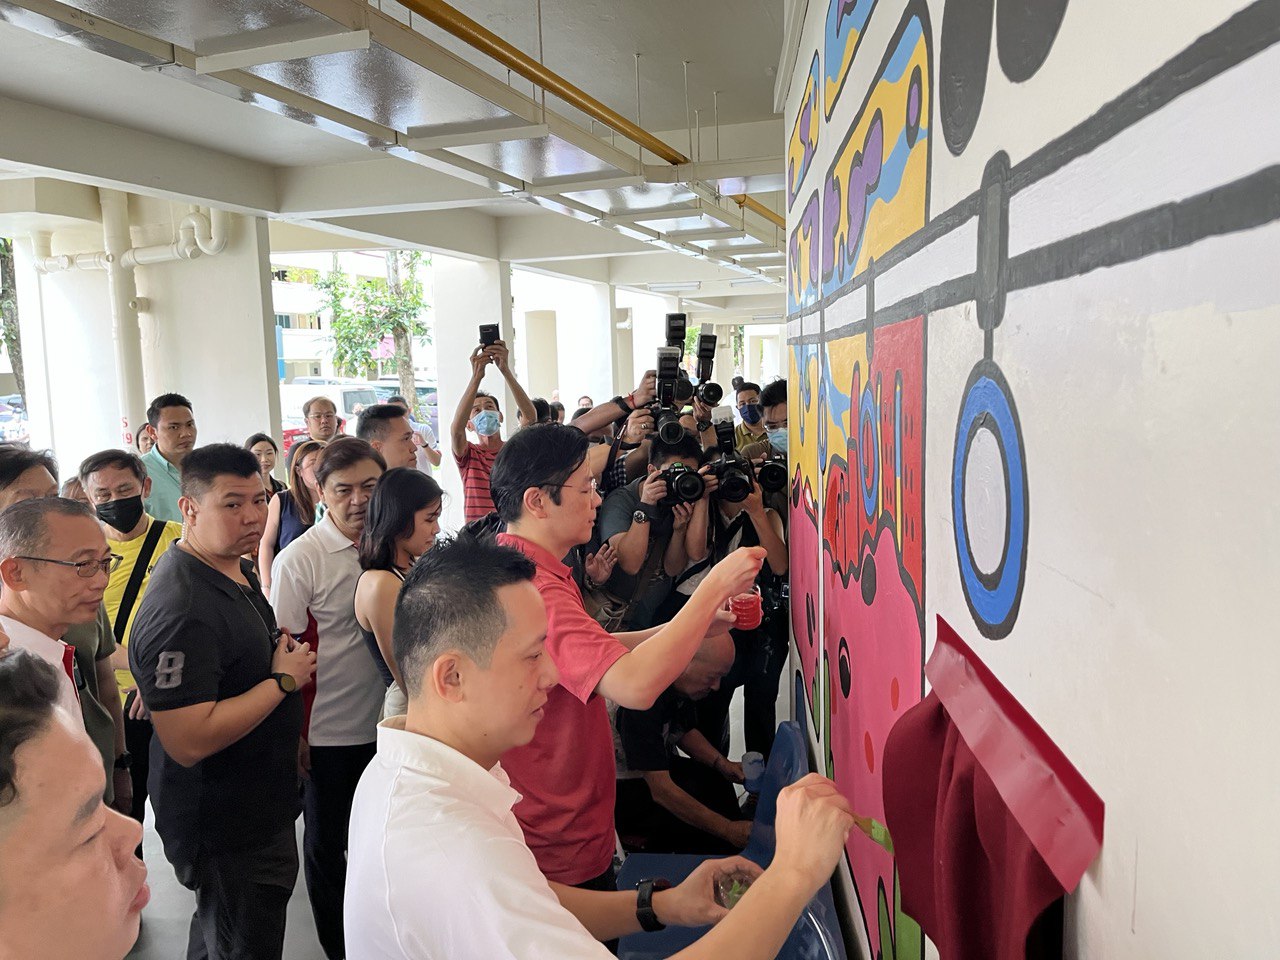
373, 379, 439, 437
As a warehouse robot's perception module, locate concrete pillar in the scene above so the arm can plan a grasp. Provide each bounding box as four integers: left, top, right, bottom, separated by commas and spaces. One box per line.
611, 306, 634, 400
522, 309, 560, 399
98, 189, 145, 448
13, 234, 120, 472
432, 255, 514, 535
713, 324, 736, 390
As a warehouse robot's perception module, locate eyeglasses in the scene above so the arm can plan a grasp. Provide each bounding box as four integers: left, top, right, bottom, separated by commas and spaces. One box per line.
543, 478, 599, 496
307, 413, 336, 422
15, 554, 123, 578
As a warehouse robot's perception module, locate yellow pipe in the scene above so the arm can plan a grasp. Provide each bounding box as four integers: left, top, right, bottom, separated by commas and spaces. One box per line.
730, 194, 786, 230
398, 0, 691, 165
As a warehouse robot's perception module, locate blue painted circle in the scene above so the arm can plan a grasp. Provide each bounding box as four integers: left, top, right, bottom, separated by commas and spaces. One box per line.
858, 386, 879, 519
951, 360, 1028, 638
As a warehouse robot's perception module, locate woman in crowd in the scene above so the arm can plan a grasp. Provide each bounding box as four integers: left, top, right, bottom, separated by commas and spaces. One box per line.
245, 432, 287, 495
259, 438, 325, 595
354, 467, 443, 718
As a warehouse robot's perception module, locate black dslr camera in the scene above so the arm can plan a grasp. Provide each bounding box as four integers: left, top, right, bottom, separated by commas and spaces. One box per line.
658, 460, 706, 506
707, 421, 755, 503
692, 333, 723, 406
755, 453, 788, 494
651, 346, 690, 444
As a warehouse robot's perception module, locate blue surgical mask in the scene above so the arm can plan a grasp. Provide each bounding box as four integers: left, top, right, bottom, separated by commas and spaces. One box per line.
473, 410, 501, 437
738, 403, 763, 425
766, 428, 788, 454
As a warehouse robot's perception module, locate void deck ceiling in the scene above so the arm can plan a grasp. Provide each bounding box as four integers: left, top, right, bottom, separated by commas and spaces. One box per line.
1, 0, 786, 280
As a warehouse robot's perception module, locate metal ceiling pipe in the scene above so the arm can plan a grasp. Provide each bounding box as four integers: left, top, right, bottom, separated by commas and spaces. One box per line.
100, 188, 147, 448
730, 194, 785, 231
396, 0, 691, 166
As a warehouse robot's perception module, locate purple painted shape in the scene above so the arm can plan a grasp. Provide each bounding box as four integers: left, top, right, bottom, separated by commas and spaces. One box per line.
907, 79, 920, 128
824, 112, 886, 287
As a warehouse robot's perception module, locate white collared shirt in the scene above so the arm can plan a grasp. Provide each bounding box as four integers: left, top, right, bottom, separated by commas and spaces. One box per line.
0, 614, 80, 717
345, 717, 611, 960
270, 514, 384, 746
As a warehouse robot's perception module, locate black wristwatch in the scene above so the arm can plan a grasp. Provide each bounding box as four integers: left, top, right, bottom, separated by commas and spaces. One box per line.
612, 395, 633, 416
695, 419, 712, 433
632, 509, 651, 526
636, 877, 672, 932
272, 672, 298, 694
113, 752, 132, 771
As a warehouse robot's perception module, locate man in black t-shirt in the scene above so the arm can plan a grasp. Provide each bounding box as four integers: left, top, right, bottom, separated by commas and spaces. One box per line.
130, 445, 316, 960
613, 632, 751, 855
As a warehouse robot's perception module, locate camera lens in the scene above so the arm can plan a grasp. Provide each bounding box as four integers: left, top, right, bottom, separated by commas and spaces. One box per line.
656, 413, 686, 445
717, 464, 753, 503
696, 381, 723, 405
757, 459, 787, 493
667, 466, 705, 504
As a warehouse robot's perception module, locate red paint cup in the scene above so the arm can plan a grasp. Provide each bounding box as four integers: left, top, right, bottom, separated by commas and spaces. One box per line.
730, 588, 763, 630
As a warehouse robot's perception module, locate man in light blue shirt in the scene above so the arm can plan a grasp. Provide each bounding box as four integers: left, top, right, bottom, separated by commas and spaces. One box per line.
141, 393, 197, 523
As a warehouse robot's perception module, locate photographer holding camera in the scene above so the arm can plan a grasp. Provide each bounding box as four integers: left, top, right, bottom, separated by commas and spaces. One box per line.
660, 420, 791, 760
594, 433, 709, 631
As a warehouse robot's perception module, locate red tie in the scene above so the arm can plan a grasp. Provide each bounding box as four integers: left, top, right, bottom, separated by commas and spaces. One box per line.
59, 642, 82, 705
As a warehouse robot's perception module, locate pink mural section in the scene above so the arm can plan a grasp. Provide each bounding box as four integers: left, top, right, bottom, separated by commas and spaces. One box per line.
789, 341, 823, 709
821, 317, 925, 959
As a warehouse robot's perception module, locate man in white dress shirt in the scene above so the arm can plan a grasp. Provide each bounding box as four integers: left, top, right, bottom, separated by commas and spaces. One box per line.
0, 497, 117, 720
345, 534, 856, 960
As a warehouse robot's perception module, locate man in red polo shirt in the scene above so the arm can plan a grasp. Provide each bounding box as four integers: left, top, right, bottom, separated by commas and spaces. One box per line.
449, 337, 538, 523
490, 424, 765, 893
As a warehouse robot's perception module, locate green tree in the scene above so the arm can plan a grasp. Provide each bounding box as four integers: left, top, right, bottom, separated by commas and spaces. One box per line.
0, 238, 25, 405
317, 251, 430, 414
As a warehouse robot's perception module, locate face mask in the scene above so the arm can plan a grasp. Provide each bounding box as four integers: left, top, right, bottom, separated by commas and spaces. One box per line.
766, 428, 788, 455
738, 403, 763, 426
473, 410, 501, 437
96, 495, 145, 534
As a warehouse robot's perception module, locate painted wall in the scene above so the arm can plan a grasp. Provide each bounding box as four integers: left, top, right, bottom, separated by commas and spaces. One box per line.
783, 1, 1280, 958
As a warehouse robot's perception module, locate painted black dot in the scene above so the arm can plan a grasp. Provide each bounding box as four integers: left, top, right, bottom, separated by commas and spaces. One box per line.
860, 551, 878, 605
838, 637, 852, 698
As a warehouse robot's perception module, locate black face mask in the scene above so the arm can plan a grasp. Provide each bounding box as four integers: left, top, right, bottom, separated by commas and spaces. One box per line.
96, 495, 145, 534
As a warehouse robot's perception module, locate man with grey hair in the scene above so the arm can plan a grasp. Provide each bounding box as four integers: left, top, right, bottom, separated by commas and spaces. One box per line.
344, 534, 857, 960
0, 497, 118, 728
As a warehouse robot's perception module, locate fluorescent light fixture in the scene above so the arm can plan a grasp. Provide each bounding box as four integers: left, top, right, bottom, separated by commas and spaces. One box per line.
752, 314, 784, 322
647, 282, 703, 293
730, 277, 770, 287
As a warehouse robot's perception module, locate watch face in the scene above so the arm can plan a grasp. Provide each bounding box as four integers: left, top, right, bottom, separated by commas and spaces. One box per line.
277, 673, 297, 693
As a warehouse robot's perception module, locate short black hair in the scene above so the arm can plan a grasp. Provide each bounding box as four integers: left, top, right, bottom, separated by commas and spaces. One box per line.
386, 395, 410, 409
760, 379, 788, 409
530, 398, 551, 423
0, 444, 58, 490
736, 381, 762, 398
359, 468, 443, 571
244, 432, 279, 453
79, 449, 147, 487
356, 404, 408, 443
179, 443, 260, 500
146, 393, 193, 427
649, 432, 702, 468
550, 401, 565, 415
0, 650, 64, 810
489, 423, 590, 523
393, 534, 536, 696
314, 437, 386, 490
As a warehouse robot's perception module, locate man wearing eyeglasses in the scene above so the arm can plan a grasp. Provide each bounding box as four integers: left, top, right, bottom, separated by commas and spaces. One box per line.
732, 382, 766, 451
141, 392, 198, 523
304, 396, 342, 443
0, 497, 118, 720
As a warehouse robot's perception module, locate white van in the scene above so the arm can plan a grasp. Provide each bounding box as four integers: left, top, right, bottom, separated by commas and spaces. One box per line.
278, 382, 381, 425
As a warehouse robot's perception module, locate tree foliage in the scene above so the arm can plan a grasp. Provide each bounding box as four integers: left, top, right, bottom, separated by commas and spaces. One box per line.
0, 238, 25, 405
316, 251, 430, 395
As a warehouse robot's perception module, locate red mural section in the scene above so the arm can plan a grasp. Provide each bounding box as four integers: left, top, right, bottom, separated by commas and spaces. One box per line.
821, 316, 925, 959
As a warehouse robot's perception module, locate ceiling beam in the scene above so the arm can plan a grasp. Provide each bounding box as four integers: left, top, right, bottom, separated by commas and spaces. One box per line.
194, 26, 370, 74
403, 118, 550, 151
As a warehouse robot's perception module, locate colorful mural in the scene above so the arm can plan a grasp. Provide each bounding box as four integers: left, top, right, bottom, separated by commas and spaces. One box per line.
788, 191, 821, 314
821, 8, 932, 297
789, 340, 823, 709
824, 0, 879, 118
788, 53, 821, 209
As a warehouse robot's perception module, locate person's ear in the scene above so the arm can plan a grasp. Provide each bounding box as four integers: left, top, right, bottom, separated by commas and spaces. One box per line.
522, 485, 552, 520
144, 424, 158, 440
432, 653, 465, 703
178, 495, 197, 524
142, 476, 153, 499
0, 556, 28, 592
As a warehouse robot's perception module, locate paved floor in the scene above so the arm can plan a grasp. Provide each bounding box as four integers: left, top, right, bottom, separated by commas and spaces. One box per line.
124, 683, 783, 958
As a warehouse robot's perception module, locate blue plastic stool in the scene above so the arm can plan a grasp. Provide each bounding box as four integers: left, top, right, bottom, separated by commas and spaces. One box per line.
615, 722, 847, 960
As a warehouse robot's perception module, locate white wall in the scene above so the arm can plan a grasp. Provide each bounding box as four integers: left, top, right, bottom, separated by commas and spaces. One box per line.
783, 0, 1280, 957
511, 268, 614, 404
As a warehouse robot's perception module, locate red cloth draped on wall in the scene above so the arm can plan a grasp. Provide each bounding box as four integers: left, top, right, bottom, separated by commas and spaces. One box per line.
883, 616, 1104, 960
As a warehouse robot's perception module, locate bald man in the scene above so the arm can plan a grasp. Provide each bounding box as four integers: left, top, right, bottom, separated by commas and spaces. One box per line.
613, 632, 753, 853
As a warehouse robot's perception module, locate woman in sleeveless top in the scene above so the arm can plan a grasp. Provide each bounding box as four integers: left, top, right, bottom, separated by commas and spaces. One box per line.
245, 432, 287, 497
258, 438, 325, 597
354, 467, 443, 719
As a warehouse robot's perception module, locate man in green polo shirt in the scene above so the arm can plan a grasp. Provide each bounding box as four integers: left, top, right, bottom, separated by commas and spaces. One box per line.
141, 392, 197, 523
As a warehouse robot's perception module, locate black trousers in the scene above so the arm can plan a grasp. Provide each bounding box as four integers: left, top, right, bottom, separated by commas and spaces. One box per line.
575, 862, 620, 955
303, 742, 376, 960
615, 758, 746, 856
696, 612, 789, 759
123, 691, 152, 855
175, 826, 298, 960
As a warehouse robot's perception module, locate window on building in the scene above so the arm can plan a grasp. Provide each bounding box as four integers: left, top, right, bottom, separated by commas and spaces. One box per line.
275, 314, 292, 328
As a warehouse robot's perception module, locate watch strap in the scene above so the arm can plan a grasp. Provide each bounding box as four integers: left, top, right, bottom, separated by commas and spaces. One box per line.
636, 878, 670, 932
